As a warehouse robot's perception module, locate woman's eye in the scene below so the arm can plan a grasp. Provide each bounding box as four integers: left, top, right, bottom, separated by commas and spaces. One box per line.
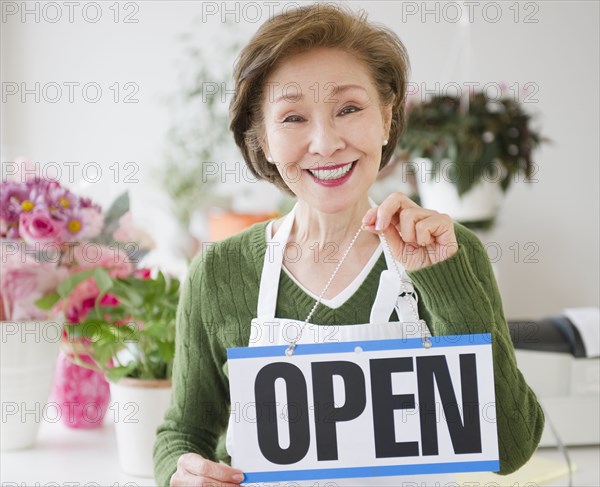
282, 115, 304, 123
339, 105, 361, 116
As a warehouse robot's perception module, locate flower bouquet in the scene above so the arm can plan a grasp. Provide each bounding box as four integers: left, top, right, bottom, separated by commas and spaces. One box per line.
1, 169, 154, 432
0, 174, 116, 445
1, 176, 104, 321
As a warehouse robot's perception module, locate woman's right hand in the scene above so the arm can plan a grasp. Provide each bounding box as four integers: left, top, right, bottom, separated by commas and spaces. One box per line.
170, 453, 245, 486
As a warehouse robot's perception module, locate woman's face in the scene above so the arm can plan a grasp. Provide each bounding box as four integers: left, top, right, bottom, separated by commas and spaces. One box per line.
260, 47, 392, 214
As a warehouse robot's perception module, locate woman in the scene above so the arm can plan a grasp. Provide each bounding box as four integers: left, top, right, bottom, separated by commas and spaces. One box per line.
154, 4, 544, 486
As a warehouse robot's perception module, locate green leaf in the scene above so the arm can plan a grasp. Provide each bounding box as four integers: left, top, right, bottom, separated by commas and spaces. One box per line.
104, 192, 130, 227
35, 292, 60, 311
57, 269, 97, 298
93, 268, 114, 294
106, 362, 137, 382
142, 320, 168, 339
93, 192, 130, 245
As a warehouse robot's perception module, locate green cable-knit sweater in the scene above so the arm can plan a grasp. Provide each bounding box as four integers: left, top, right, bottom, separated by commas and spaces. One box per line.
153, 219, 544, 485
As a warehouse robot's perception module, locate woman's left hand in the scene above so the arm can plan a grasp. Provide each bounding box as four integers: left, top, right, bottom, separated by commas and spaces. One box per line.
362, 192, 458, 272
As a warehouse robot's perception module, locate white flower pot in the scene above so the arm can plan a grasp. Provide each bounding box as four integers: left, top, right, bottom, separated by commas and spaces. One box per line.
413, 158, 503, 223
109, 378, 172, 477
0, 320, 61, 450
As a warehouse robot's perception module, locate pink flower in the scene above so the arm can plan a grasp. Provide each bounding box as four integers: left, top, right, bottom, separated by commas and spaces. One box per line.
113, 211, 155, 249
63, 278, 98, 323
133, 268, 151, 279
113, 211, 135, 242
71, 244, 134, 278
79, 208, 104, 240
0, 247, 69, 321
61, 278, 120, 324
18, 211, 64, 245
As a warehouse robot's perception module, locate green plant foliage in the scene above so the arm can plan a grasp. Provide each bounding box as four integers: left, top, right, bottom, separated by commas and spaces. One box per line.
37, 271, 180, 382
400, 93, 549, 195
157, 22, 244, 226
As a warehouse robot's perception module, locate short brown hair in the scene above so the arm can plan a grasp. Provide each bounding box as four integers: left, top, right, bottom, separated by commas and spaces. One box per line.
229, 3, 410, 195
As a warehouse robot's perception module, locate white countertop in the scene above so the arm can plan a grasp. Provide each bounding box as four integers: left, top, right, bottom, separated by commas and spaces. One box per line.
1, 420, 598, 486
1, 421, 154, 486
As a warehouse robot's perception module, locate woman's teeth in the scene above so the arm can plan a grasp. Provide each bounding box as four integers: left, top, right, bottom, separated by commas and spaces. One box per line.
307, 161, 355, 181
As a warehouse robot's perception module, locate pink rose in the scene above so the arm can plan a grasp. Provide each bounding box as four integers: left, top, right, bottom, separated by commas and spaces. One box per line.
71, 244, 134, 278
19, 211, 64, 245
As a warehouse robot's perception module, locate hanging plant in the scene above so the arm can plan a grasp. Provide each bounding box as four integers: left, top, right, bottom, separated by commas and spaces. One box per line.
399, 92, 549, 196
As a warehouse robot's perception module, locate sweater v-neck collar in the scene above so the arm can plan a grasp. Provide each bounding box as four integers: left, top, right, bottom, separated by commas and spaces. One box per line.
265, 220, 383, 309
262, 219, 388, 316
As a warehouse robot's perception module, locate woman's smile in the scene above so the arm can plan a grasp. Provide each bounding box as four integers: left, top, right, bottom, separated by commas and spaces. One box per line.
305, 160, 357, 186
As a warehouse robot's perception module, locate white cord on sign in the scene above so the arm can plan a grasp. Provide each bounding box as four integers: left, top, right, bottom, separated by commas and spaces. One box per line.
285, 224, 431, 356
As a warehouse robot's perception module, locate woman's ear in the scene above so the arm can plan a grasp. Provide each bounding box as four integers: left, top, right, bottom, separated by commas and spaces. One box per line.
262, 147, 273, 163
259, 133, 274, 163
382, 103, 393, 140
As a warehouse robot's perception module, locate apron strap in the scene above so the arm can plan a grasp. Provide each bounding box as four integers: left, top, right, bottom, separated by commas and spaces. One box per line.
369, 270, 402, 323
256, 203, 297, 319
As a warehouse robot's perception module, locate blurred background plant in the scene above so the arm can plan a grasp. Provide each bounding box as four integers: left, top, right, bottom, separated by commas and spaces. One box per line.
156, 20, 289, 247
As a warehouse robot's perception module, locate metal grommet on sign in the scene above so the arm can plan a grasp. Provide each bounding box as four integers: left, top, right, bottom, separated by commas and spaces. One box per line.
418, 319, 433, 349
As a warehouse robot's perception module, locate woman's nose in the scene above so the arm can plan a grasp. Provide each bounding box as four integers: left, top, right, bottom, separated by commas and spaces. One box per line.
307, 119, 345, 159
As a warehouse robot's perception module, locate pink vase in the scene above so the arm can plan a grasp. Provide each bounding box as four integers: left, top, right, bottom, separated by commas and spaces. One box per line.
51, 351, 110, 428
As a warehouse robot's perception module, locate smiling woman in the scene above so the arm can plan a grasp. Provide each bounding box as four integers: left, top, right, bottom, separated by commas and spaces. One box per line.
153, 4, 545, 487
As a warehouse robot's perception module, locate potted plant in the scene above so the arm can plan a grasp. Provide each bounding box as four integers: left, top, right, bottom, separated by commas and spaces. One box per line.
158, 20, 285, 246
37, 268, 180, 477
398, 91, 548, 230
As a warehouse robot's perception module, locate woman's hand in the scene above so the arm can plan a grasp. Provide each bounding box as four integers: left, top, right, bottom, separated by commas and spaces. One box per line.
170, 453, 245, 486
362, 192, 458, 272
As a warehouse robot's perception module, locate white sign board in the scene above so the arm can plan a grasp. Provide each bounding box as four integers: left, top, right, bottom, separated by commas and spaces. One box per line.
227, 334, 498, 484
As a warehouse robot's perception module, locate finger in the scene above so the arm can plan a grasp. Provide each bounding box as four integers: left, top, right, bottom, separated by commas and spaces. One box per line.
415, 213, 457, 250
381, 219, 406, 254
364, 211, 401, 237
172, 471, 242, 487
362, 207, 378, 227
186, 463, 245, 485
397, 207, 437, 244
180, 455, 244, 484
375, 193, 419, 231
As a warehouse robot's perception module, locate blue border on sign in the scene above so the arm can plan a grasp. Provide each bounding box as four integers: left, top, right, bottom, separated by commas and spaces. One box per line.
242, 460, 500, 483
227, 333, 492, 359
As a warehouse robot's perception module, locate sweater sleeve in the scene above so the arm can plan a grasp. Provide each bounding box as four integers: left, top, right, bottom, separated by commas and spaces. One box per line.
406, 222, 545, 475
153, 249, 230, 486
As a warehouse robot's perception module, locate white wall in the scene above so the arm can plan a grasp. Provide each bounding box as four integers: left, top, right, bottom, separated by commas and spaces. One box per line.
2, 0, 598, 319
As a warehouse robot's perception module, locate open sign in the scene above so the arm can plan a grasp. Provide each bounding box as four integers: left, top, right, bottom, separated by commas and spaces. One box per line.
227, 334, 499, 484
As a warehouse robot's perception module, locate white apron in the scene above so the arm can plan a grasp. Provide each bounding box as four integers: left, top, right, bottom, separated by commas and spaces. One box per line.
226, 201, 454, 486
